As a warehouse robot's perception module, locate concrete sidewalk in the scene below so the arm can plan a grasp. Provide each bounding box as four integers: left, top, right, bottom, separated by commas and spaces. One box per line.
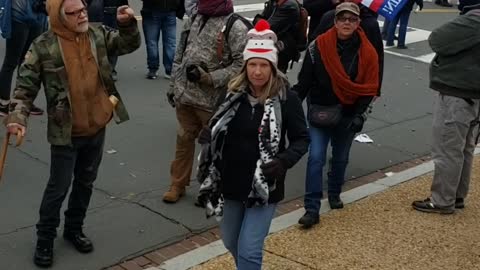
153, 152, 480, 270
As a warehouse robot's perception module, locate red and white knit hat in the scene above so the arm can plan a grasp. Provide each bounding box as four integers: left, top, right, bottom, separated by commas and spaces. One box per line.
243, 19, 278, 66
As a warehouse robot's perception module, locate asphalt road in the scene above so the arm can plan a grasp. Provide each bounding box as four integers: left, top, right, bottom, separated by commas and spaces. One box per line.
0, 1, 459, 269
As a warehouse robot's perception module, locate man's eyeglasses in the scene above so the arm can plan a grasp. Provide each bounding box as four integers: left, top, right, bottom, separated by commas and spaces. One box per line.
65, 7, 87, 17
336, 16, 359, 23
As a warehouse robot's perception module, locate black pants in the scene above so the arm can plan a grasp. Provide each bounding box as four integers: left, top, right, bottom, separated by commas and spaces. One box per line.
104, 12, 119, 71
36, 129, 106, 240
0, 20, 45, 100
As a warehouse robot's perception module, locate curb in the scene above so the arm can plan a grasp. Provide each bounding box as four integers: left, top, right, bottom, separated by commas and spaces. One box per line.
145, 147, 480, 270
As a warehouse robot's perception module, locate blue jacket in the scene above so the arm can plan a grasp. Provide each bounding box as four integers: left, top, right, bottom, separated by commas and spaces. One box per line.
1, 0, 47, 39
0, 0, 12, 38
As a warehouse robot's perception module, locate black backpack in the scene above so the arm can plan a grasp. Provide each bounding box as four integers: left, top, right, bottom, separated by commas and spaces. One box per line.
272, 0, 309, 52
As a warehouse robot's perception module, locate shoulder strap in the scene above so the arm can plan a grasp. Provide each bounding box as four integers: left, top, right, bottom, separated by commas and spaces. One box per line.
181, 14, 197, 56
216, 14, 252, 63
308, 41, 317, 64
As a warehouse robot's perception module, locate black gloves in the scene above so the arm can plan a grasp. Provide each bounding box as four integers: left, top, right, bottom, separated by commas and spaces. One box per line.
260, 158, 287, 183
167, 92, 175, 108
186, 65, 213, 86
348, 115, 365, 133
197, 126, 212, 144
186, 65, 201, 82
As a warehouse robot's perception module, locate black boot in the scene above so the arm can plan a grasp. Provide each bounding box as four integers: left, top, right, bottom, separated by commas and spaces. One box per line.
63, 231, 94, 253
328, 195, 344, 209
455, 198, 465, 209
34, 239, 53, 267
440, 0, 453, 6
298, 212, 319, 228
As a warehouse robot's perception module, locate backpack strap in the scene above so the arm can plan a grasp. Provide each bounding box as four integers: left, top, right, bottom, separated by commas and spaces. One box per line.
216, 14, 252, 64
181, 14, 197, 57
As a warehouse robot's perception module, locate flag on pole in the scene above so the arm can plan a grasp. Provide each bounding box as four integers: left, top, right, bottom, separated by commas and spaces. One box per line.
359, 0, 409, 20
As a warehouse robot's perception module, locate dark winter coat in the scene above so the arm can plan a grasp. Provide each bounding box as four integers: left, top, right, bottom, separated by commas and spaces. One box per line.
311, 6, 384, 96
255, 0, 300, 66
293, 33, 374, 118
429, 7, 480, 99
221, 89, 309, 203
303, 0, 335, 43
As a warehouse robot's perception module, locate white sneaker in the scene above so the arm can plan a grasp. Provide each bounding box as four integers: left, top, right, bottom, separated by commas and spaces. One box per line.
164, 74, 171, 80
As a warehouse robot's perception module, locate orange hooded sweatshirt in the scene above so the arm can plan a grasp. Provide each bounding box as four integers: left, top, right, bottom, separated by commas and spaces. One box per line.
47, 0, 113, 137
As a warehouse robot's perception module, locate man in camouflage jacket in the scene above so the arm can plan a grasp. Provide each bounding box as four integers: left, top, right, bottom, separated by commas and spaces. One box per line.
164, 0, 249, 203
4, 0, 140, 267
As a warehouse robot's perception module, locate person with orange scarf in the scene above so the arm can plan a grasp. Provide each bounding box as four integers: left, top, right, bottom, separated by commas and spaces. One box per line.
292, 2, 379, 228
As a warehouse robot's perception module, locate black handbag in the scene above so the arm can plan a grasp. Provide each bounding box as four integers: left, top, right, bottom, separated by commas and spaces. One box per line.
308, 104, 343, 128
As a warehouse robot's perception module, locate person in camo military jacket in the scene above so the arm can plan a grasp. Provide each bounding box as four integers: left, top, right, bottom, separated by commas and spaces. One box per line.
164, 0, 249, 204
4, 0, 140, 267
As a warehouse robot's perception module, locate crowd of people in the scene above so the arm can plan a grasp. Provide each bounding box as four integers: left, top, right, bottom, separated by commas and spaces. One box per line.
0, 0, 479, 269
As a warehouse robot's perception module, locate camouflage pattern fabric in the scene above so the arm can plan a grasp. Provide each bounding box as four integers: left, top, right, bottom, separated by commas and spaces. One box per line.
169, 14, 249, 112
5, 20, 141, 146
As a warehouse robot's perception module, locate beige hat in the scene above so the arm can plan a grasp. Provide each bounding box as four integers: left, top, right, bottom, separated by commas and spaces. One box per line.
335, 2, 360, 17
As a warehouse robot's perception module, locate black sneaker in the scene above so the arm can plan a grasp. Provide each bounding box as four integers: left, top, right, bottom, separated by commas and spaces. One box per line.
0, 103, 8, 116
328, 195, 344, 209
34, 239, 53, 267
30, 105, 44, 116
146, 70, 158, 80
412, 198, 454, 214
455, 198, 465, 209
298, 212, 319, 228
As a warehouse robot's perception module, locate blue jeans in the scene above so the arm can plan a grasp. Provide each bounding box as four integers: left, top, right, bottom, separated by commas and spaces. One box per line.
141, 10, 176, 74
220, 200, 276, 270
386, 8, 411, 47
304, 125, 356, 215
381, 19, 390, 37
103, 12, 118, 70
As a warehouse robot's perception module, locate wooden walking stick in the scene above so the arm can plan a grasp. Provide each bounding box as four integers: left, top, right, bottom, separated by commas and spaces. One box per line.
0, 131, 24, 183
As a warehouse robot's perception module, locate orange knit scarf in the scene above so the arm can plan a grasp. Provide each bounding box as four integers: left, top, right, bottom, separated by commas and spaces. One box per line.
317, 27, 379, 105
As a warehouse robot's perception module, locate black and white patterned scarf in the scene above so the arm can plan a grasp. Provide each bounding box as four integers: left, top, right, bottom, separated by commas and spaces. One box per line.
196, 88, 284, 220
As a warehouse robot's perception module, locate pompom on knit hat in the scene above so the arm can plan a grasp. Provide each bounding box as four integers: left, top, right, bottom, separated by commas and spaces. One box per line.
243, 19, 279, 66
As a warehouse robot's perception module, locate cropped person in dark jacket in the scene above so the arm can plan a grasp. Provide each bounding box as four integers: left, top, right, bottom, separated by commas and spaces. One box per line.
293, 3, 379, 228
303, 0, 335, 43
141, 0, 180, 79
386, 0, 423, 49
0, 0, 47, 116
412, 0, 480, 214
312, 1, 384, 96
196, 20, 309, 270
254, 0, 300, 73
87, 0, 129, 81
